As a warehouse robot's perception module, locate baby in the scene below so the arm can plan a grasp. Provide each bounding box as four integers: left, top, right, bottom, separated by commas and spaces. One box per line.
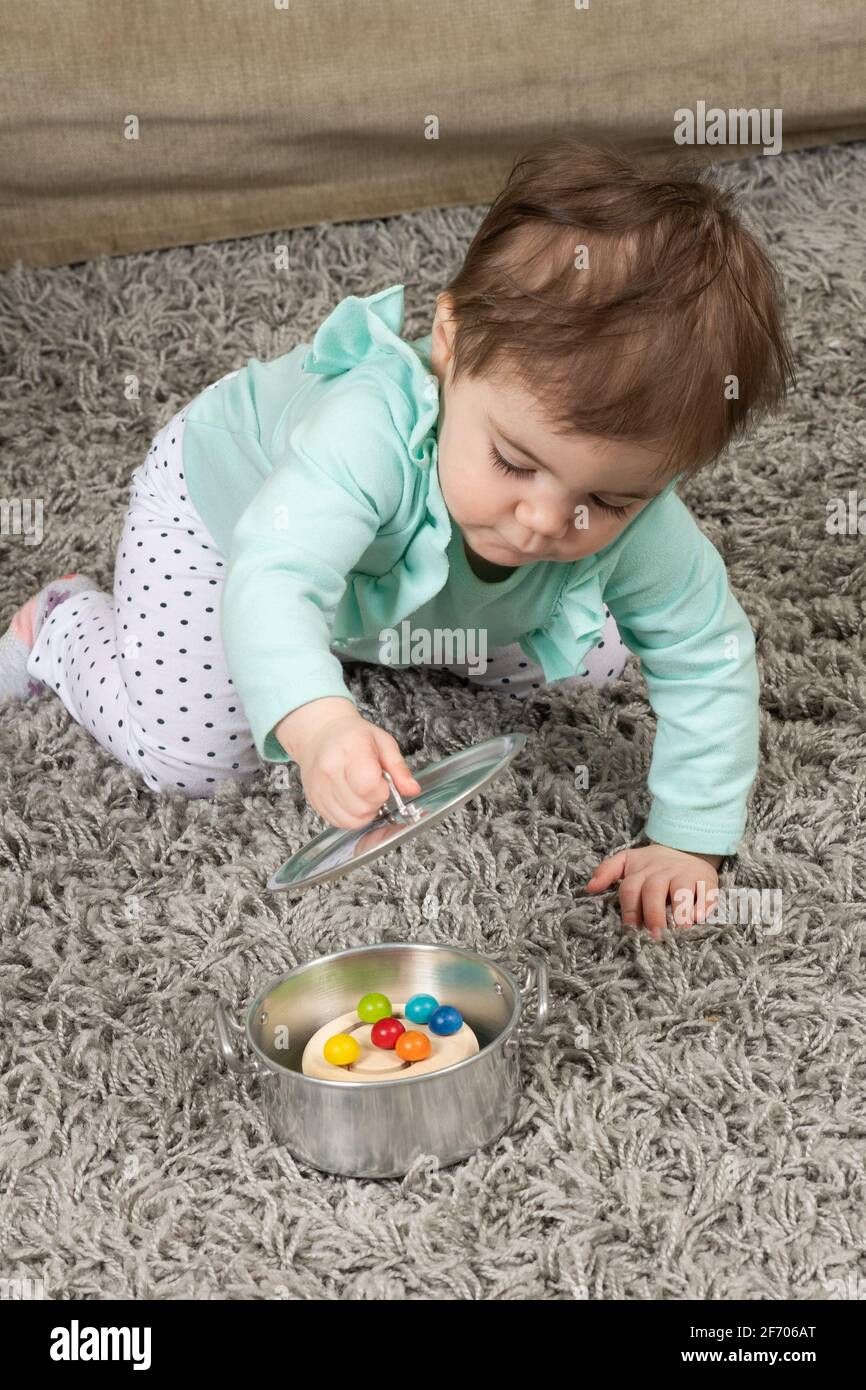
0, 138, 793, 939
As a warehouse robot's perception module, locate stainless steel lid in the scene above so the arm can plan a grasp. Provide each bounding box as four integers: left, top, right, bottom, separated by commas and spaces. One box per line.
267, 733, 527, 895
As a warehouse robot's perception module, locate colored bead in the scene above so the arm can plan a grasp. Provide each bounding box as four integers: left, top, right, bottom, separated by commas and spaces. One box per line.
395, 1030, 432, 1062
371, 1017, 406, 1050
405, 993, 439, 1025
357, 992, 392, 1024
323, 1033, 361, 1066
429, 1005, 463, 1036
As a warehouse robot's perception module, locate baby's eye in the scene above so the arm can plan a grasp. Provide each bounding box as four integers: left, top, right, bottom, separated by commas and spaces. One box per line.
489, 442, 633, 517
590, 495, 632, 518
489, 443, 534, 478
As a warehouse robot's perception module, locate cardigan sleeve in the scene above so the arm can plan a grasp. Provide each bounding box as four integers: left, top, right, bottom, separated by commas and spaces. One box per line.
603, 492, 760, 856
219, 384, 406, 763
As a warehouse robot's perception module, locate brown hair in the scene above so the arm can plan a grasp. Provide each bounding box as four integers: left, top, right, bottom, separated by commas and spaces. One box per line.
441, 136, 796, 482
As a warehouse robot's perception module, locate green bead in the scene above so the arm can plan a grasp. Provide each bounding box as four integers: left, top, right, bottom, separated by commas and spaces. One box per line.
357, 992, 392, 1024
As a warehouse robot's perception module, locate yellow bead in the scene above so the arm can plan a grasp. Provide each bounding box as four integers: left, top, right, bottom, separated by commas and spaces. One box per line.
323, 1033, 361, 1067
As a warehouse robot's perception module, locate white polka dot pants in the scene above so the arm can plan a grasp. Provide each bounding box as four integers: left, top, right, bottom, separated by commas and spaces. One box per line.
26, 404, 261, 798
425, 607, 630, 698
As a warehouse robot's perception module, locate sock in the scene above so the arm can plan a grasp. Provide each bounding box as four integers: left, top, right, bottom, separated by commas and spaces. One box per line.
0, 572, 98, 702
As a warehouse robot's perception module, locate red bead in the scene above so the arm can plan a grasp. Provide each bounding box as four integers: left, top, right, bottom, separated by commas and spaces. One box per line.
371, 1016, 406, 1050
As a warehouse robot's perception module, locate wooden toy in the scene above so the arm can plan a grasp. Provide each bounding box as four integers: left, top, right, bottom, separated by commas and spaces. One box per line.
395, 1031, 431, 1062
322, 1033, 361, 1067
429, 1005, 463, 1036
371, 1017, 405, 1049
304, 998, 479, 1082
405, 993, 439, 1024
357, 992, 392, 1024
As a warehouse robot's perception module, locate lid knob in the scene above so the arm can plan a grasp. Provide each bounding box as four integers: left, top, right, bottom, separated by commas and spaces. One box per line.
380, 769, 423, 824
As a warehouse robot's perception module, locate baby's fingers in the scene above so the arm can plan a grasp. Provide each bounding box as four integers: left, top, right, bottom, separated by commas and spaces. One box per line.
585, 850, 628, 893
638, 874, 672, 940
619, 877, 646, 932
670, 880, 697, 928
342, 737, 392, 809
316, 780, 380, 829
694, 881, 720, 924
370, 726, 421, 799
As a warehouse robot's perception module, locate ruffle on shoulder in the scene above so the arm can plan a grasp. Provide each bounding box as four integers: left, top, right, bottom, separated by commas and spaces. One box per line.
302, 283, 439, 469
518, 567, 607, 681
299, 283, 452, 636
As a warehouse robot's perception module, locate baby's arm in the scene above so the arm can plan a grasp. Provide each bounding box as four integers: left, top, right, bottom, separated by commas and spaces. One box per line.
588, 491, 760, 935
605, 489, 760, 855
218, 383, 417, 824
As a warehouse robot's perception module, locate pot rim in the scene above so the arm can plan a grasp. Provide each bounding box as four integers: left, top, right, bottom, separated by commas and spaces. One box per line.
244, 941, 523, 1090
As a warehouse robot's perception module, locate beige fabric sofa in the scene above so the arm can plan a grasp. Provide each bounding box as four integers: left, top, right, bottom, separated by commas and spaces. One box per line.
1, 0, 864, 269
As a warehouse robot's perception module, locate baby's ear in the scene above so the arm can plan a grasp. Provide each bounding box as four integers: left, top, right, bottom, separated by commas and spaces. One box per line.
433, 293, 459, 350
434, 290, 455, 319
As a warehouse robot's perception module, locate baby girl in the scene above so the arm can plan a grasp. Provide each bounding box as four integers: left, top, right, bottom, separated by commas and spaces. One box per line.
0, 138, 793, 939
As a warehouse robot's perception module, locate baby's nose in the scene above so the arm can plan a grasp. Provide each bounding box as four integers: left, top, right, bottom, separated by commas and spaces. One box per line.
518, 505, 570, 540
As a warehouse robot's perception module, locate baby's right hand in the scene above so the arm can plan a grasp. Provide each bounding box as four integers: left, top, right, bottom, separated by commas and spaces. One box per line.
291, 709, 421, 829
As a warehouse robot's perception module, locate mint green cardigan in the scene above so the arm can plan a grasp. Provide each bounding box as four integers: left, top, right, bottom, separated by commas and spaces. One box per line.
181, 283, 759, 856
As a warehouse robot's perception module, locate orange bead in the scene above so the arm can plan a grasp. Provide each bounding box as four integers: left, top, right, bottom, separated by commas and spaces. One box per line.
395, 1030, 432, 1062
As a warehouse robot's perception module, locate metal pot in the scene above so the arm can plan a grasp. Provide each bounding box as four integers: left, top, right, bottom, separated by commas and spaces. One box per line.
214, 941, 549, 1179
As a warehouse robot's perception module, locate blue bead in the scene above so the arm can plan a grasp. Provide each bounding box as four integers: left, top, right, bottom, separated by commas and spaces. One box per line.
429, 1005, 463, 1036
405, 993, 439, 1025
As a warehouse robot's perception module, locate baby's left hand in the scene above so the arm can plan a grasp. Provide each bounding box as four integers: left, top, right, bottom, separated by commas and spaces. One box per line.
584, 841, 722, 941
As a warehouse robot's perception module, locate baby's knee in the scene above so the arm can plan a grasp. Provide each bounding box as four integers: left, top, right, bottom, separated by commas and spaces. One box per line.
136, 749, 261, 799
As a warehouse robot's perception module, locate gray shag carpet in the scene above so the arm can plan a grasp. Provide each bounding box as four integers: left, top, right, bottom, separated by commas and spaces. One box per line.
1, 141, 865, 1302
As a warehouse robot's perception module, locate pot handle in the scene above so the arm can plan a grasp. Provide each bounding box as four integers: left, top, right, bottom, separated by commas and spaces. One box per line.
519, 952, 549, 1037
214, 999, 258, 1076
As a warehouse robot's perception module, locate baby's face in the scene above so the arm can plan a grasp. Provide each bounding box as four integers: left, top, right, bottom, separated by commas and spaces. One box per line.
429, 300, 667, 567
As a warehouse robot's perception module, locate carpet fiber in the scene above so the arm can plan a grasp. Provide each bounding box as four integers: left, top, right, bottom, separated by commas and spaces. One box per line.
1, 141, 864, 1301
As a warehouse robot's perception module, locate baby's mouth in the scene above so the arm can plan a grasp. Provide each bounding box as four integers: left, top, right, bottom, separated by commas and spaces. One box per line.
494, 532, 544, 559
